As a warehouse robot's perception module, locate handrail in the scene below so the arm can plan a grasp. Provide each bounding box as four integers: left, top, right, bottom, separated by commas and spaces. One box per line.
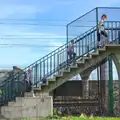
0, 24, 98, 85
1, 21, 120, 86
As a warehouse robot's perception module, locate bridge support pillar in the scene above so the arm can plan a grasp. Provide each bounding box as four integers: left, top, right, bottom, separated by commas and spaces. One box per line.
81, 72, 91, 99
112, 52, 120, 114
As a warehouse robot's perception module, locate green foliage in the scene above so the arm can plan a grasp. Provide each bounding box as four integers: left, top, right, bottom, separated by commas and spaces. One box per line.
0, 89, 4, 95
14, 116, 120, 120
46, 114, 59, 119
45, 108, 62, 119
53, 108, 62, 116
45, 117, 120, 120
60, 117, 120, 120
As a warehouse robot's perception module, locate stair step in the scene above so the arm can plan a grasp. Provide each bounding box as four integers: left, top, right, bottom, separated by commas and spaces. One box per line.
48, 78, 56, 82
8, 101, 22, 107
91, 52, 99, 56
83, 57, 91, 61
76, 61, 84, 65
83, 57, 90, 60
24, 92, 40, 97
69, 64, 78, 69
9, 96, 43, 107
2, 102, 37, 112
98, 47, 106, 51
54, 74, 63, 78
24, 92, 34, 97
33, 87, 41, 91
41, 83, 48, 87
62, 68, 71, 73
8, 101, 15, 106
57, 68, 71, 76
16, 97, 23, 101
33, 87, 41, 92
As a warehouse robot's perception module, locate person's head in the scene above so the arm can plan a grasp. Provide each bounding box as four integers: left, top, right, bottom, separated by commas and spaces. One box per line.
71, 39, 74, 44
28, 68, 31, 72
101, 14, 107, 20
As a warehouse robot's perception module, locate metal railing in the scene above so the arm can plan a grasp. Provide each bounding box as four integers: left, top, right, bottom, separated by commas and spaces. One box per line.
0, 21, 120, 106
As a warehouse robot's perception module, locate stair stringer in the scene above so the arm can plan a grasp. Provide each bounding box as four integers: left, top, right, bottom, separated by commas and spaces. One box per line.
37, 45, 117, 93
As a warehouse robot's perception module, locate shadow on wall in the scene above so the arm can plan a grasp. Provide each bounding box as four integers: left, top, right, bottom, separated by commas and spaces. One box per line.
53, 80, 119, 97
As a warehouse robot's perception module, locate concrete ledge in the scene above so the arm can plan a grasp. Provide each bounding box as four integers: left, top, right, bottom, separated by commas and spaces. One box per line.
1, 96, 53, 119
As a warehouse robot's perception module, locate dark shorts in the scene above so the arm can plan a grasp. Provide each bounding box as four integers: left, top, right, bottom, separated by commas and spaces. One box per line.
67, 50, 72, 54
97, 30, 108, 41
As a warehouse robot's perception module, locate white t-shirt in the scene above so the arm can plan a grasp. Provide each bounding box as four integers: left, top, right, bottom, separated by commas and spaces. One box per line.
98, 20, 105, 33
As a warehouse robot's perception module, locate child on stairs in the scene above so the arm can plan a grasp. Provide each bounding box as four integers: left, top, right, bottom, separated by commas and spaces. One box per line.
97, 14, 109, 48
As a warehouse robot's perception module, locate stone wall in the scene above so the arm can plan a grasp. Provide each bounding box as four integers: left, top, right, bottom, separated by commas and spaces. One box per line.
54, 80, 119, 98
53, 80, 119, 115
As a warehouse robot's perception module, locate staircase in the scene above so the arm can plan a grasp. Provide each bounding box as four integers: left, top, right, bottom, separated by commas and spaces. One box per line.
0, 21, 120, 104
0, 20, 120, 118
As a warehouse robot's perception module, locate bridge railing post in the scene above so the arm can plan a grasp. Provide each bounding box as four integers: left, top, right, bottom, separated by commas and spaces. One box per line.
118, 31, 120, 44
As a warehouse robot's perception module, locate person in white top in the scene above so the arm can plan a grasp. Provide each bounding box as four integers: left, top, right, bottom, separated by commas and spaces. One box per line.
97, 14, 108, 48
67, 39, 76, 63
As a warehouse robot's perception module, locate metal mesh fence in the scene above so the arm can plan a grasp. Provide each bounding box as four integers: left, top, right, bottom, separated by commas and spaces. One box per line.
67, 7, 120, 43
98, 7, 120, 22
67, 8, 97, 42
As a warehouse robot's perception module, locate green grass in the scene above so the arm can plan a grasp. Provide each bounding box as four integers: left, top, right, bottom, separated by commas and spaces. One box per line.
60, 117, 120, 120
16, 117, 120, 120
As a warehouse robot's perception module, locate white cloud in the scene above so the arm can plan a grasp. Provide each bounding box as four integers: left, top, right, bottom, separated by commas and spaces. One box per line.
0, 1, 48, 19
0, 0, 120, 74
2, 5, 41, 14
0, 0, 66, 70
0, 23, 65, 68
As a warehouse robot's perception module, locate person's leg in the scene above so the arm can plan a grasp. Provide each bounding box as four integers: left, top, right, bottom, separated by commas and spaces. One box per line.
73, 52, 76, 58
73, 52, 76, 64
101, 31, 108, 45
101, 31, 105, 46
103, 30, 108, 37
97, 32, 101, 48
69, 51, 73, 63
26, 80, 28, 91
67, 51, 72, 65
68, 51, 76, 65
118, 31, 120, 44
104, 31, 109, 44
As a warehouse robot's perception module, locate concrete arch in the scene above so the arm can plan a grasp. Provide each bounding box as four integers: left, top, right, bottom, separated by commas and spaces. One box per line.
80, 69, 93, 98
111, 53, 120, 111
111, 53, 120, 81
80, 57, 110, 99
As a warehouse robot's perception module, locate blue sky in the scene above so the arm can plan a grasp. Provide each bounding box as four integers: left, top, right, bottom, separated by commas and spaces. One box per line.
0, 0, 120, 80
